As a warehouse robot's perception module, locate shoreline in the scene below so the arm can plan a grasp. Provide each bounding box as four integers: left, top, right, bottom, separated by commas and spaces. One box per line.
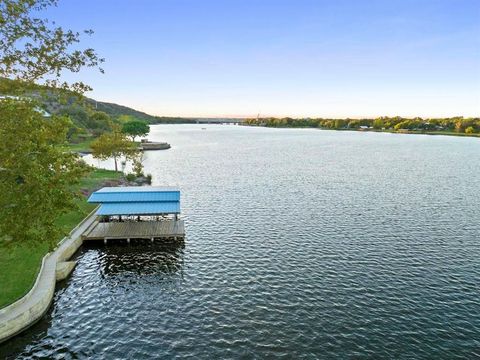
241, 124, 480, 138
0, 169, 122, 310
0, 210, 98, 343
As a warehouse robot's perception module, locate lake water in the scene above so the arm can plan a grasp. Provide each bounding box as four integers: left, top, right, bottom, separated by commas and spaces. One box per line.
2, 125, 480, 359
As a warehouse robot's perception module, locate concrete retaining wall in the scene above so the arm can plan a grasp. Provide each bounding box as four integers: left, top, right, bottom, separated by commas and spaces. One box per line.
0, 208, 98, 344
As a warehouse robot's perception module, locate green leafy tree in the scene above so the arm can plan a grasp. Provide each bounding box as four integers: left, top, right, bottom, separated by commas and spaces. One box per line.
454, 118, 466, 132
465, 126, 475, 134
0, 99, 89, 245
373, 118, 384, 129
0, 0, 103, 94
122, 120, 150, 141
87, 111, 112, 132
334, 119, 346, 129
132, 153, 145, 177
91, 125, 139, 172
0, 0, 103, 246
117, 114, 135, 123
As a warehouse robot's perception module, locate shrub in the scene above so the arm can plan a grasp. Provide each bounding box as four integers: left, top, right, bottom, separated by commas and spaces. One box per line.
125, 173, 136, 182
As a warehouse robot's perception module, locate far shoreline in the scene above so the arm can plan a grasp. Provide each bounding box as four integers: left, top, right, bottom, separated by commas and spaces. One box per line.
240, 124, 480, 139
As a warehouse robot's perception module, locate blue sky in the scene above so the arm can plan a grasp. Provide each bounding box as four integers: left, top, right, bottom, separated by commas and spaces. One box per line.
47, 0, 479, 118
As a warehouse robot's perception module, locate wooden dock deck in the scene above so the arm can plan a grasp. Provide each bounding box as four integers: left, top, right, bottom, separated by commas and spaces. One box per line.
82, 220, 185, 242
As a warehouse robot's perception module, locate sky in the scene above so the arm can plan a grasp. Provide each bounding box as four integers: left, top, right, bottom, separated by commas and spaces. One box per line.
46, 0, 480, 118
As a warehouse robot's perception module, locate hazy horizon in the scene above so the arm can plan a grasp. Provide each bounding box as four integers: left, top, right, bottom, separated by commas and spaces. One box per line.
48, 0, 479, 118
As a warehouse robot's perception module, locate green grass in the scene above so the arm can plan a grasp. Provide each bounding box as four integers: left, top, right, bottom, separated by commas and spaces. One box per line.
0, 168, 122, 309
0, 242, 50, 309
67, 138, 94, 152
56, 169, 122, 233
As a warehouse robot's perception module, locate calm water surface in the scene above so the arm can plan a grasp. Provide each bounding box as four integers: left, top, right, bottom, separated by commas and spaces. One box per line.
2, 125, 480, 359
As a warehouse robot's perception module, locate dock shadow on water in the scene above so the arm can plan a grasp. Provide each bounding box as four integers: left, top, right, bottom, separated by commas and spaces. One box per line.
90, 240, 185, 278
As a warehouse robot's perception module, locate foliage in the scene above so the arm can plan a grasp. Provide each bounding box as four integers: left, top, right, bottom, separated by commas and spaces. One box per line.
0, 98, 89, 245
122, 119, 150, 141
0, 0, 103, 94
83, 99, 196, 124
90, 125, 139, 172
0, 0, 105, 249
145, 174, 152, 184
125, 173, 136, 182
58, 105, 89, 127
132, 153, 145, 177
117, 114, 135, 123
0, 168, 121, 308
86, 111, 112, 133
373, 118, 384, 129
244, 116, 480, 135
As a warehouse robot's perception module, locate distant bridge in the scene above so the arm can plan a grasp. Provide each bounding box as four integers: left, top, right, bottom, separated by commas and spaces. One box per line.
193, 118, 246, 124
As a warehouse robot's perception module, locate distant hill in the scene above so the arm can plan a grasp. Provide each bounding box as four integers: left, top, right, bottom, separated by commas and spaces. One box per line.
85, 98, 196, 124
0, 77, 195, 125
0, 78, 245, 127
86, 98, 159, 122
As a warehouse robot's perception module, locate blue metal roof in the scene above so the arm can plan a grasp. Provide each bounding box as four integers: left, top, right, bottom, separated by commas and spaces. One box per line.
96, 201, 180, 215
95, 186, 178, 193
88, 191, 179, 203
88, 186, 181, 215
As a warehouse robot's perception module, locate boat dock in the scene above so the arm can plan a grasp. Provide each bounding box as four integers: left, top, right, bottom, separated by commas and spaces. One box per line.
84, 186, 185, 243
82, 219, 185, 242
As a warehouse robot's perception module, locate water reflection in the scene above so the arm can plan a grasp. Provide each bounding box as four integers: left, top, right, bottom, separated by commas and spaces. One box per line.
84, 241, 185, 278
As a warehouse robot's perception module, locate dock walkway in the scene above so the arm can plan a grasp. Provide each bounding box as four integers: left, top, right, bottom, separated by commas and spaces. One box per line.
82, 220, 185, 241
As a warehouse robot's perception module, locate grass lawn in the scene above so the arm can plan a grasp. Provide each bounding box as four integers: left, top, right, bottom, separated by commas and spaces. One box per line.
67, 138, 94, 152
0, 169, 122, 309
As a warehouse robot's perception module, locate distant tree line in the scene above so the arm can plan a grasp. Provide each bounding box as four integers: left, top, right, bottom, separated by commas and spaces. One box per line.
244, 116, 480, 135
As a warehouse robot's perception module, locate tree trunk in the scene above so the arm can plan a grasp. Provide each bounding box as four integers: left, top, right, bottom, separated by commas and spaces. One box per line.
114, 155, 118, 172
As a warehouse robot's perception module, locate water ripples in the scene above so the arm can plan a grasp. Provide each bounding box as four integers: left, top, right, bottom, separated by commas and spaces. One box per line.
1, 126, 480, 359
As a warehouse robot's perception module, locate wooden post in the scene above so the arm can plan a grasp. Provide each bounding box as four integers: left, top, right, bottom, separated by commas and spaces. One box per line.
104, 238, 107, 245
127, 238, 130, 244
151, 237, 154, 243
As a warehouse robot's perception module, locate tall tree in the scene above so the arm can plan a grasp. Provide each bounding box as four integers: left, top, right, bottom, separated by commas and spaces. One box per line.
0, 0, 103, 245
0, 99, 89, 244
122, 120, 150, 142
91, 125, 139, 172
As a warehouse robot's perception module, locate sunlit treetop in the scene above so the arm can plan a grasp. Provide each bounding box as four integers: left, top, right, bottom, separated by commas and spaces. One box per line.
0, 0, 104, 94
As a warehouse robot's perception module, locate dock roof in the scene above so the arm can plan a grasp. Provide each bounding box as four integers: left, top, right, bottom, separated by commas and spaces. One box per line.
94, 186, 179, 193
95, 202, 180, 216
88, 186, 181, 216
